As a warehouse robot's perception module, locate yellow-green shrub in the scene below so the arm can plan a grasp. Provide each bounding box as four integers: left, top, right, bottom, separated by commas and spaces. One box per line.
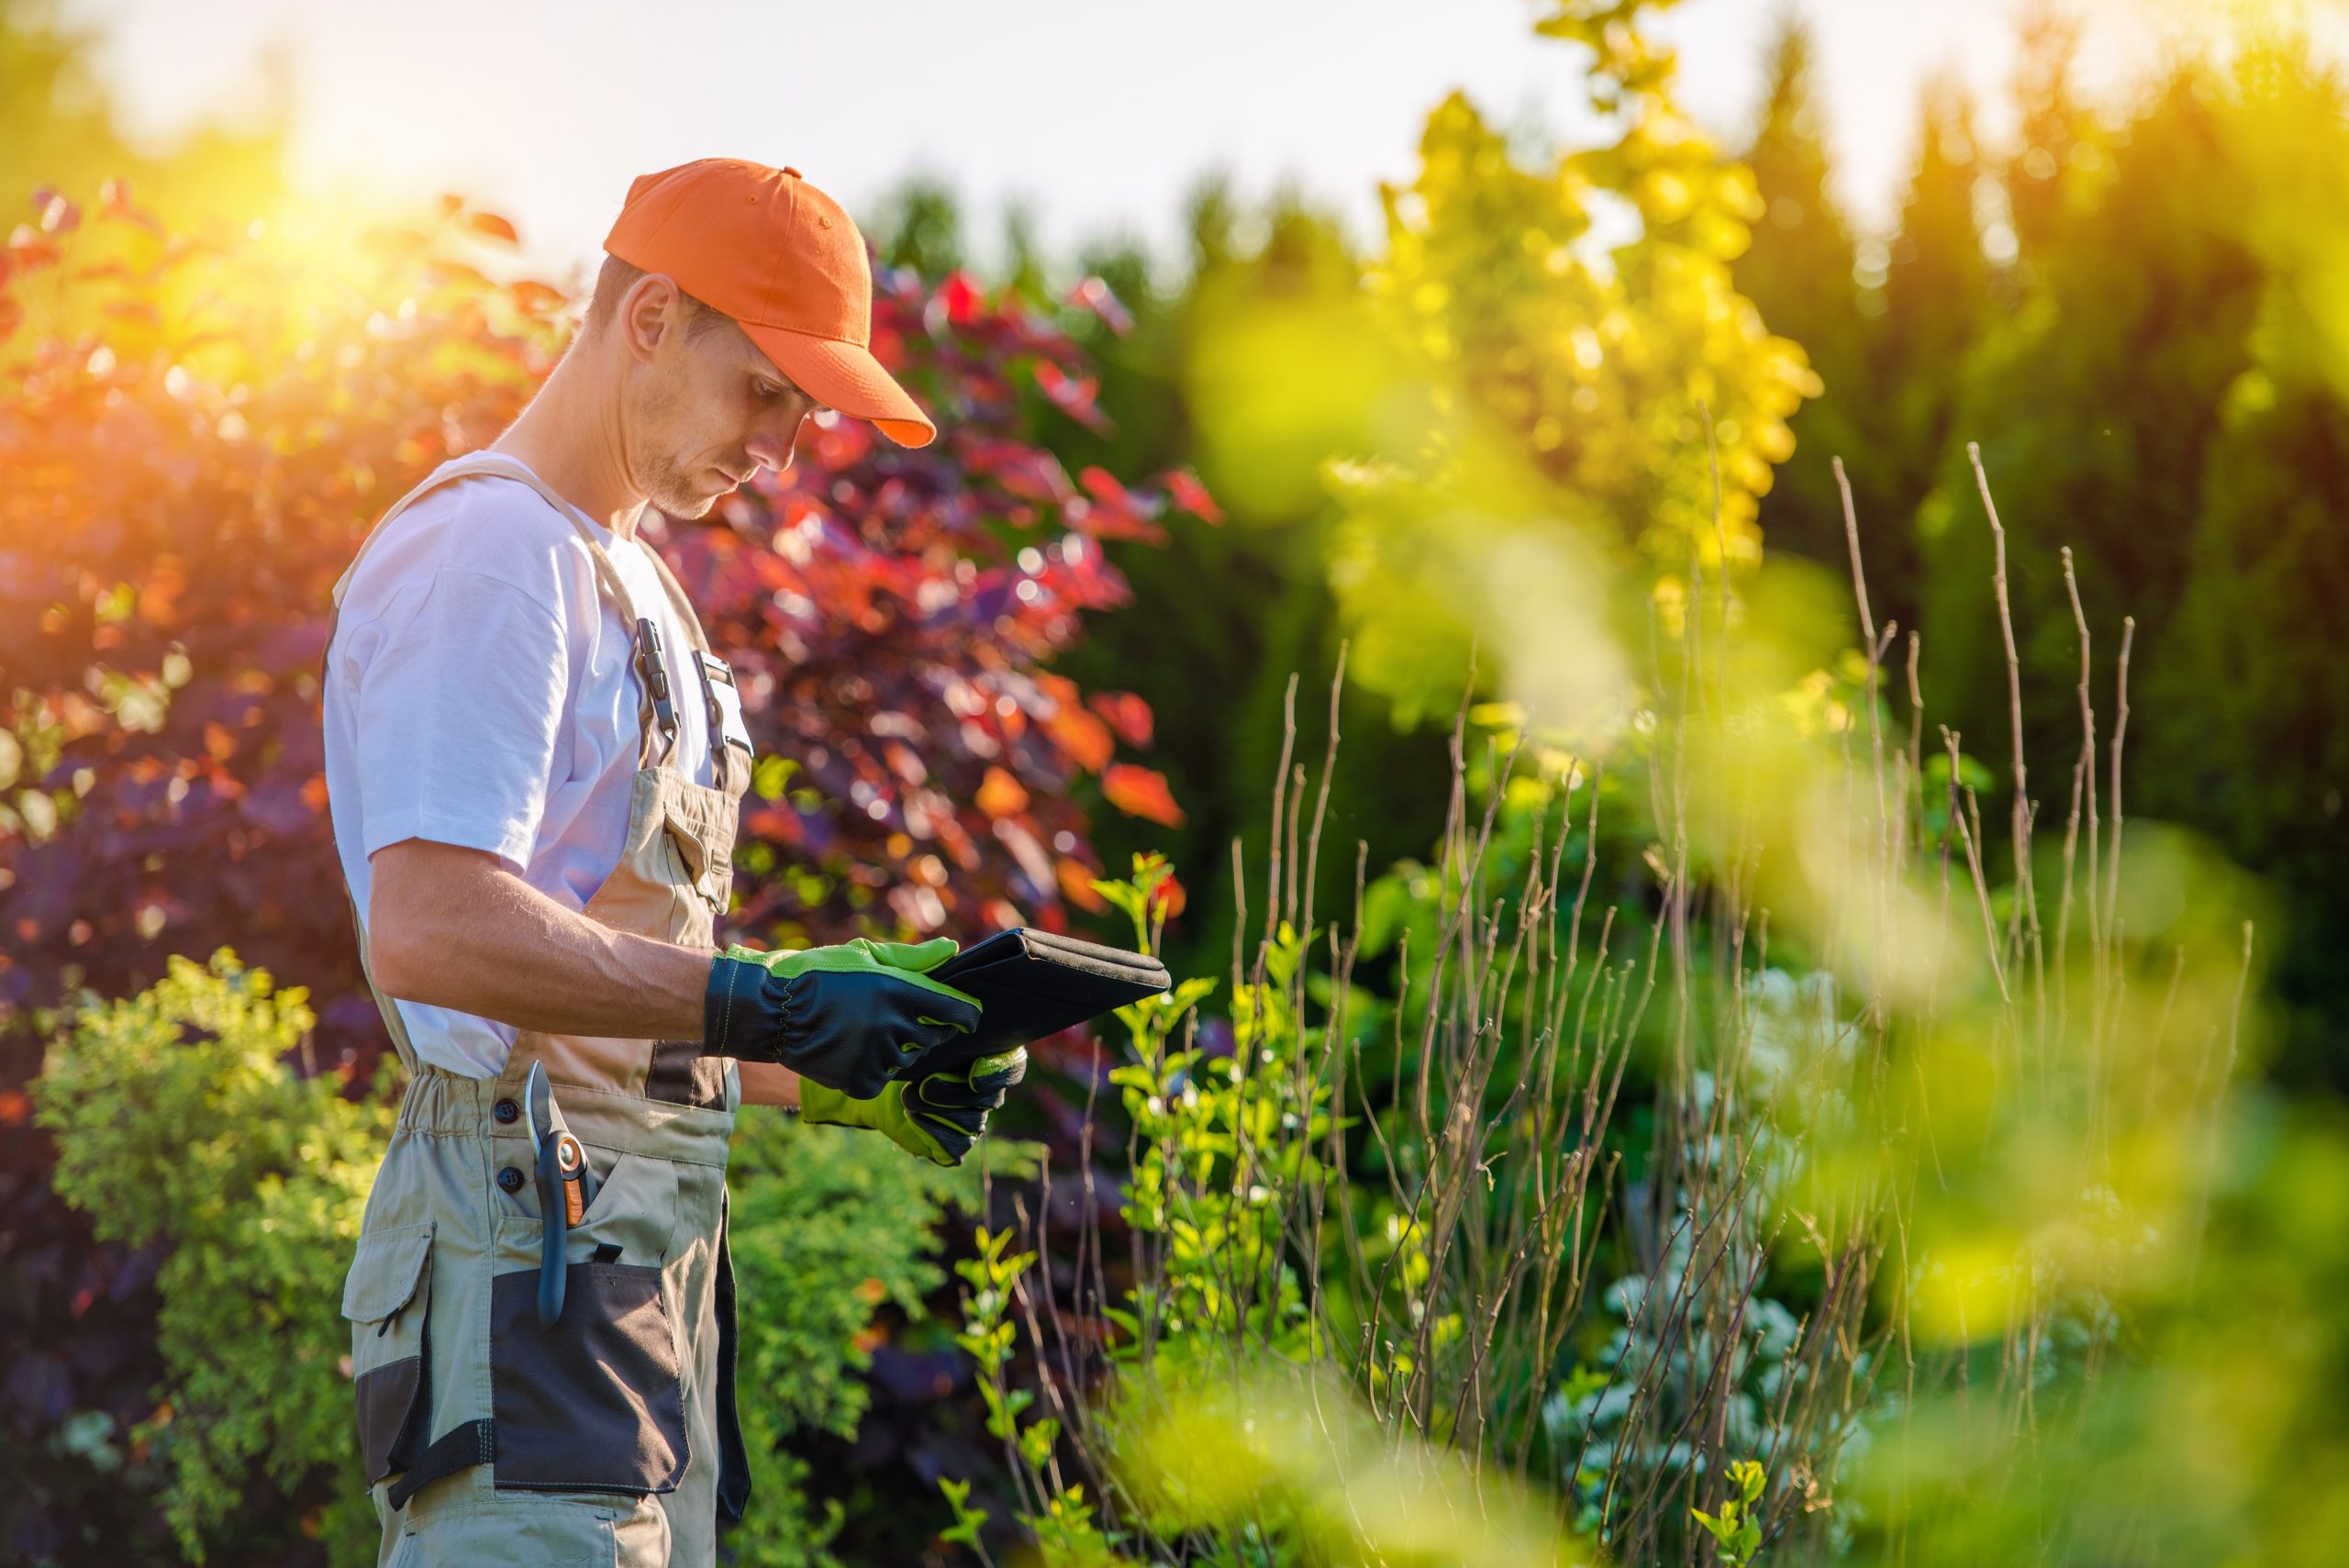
35, 949, 392, 1562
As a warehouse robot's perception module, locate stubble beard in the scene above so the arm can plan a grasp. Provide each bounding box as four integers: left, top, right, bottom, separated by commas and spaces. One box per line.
638, 403, 719, 521
644, 455, 718, 521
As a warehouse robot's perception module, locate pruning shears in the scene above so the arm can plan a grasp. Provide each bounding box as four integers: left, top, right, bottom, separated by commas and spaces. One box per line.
524, 1060, 595, 1329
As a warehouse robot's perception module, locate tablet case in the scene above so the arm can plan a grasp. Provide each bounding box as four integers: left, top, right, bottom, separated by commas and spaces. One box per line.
921, 928, 1171, 1068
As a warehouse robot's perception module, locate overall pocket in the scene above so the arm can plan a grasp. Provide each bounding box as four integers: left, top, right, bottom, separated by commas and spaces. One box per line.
341, 1221, 436, 1485
490, 1152, 689, 1496
662, 816, 734, 915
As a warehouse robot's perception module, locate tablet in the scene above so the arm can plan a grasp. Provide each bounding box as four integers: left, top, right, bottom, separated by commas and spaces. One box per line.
919, 928, 1171, 1068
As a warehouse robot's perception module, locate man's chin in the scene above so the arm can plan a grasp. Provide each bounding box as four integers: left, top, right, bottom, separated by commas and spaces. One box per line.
649, 483, 722, 521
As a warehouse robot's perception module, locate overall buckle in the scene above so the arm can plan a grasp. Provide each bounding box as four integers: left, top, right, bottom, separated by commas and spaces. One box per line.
633, 617, 679, 742
693, 648, 756, 762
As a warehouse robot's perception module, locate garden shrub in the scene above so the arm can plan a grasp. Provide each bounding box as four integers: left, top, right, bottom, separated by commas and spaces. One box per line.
33, 949, 391, 1562
0, 181, 1202, 1073
33, 948, 1039, 1566
955, 540, 2284, 1565
722, 1106, 1035, 1568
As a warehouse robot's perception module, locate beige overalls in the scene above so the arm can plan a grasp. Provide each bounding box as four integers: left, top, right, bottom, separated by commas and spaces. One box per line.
323, 451, 756, 1567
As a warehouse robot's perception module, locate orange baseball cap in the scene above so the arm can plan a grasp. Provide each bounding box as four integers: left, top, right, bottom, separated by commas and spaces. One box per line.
603, 157, 936, 448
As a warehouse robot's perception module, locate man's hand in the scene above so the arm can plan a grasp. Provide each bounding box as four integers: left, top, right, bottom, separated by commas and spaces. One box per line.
704, 938, 983, 1099
798, 1047, 1027, 1167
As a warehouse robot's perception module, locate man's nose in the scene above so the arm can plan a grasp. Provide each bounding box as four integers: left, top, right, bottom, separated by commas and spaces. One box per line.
745, 413, 807, 475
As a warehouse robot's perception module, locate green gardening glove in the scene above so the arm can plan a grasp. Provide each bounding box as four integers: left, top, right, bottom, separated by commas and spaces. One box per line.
832, 936, 963, 973
706, 937, 984, 1098
799, 1047, 1029, 1168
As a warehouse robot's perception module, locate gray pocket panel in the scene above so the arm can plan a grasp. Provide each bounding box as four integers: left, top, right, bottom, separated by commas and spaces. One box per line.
489, 1261, 689, 1496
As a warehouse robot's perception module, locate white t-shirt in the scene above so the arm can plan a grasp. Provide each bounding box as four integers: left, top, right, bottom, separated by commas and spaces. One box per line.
322, 459, 720, 1077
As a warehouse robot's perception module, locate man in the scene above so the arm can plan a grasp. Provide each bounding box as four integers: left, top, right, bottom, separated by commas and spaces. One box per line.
319, 158, 1024, 1567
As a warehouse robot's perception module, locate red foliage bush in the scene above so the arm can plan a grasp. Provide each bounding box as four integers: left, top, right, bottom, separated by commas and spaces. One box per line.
0, 180, 1209, 1549
0, 183, 1208, 1067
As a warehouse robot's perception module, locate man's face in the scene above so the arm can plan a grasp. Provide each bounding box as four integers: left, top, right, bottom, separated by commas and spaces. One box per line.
628, 289, 827, 520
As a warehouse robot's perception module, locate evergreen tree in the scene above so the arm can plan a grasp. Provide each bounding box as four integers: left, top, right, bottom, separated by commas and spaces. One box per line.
2156, 377, 2349, 1083
1869, 72, 1995, 635
1882, 73, 1991, 381
2002, 3, 2104, 268
1901, 32, 2349, 1078
2142, 36, 2349, 1084
1733, 9, 1885, 587
1000, 201, 1051, 306
1916, 54, 2265, 788
870, 174, 967, 276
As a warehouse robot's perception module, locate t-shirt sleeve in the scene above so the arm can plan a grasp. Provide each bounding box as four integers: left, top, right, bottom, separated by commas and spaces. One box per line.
351, 566, 571, 874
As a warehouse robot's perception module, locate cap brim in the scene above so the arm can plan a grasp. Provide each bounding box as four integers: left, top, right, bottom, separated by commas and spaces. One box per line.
741, 322, 938, 449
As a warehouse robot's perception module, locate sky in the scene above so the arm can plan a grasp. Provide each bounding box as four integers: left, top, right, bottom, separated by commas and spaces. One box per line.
50, 0, 2343, 286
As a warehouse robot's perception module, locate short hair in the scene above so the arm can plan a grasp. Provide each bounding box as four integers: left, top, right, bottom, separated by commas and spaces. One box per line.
583, 252, 734, 342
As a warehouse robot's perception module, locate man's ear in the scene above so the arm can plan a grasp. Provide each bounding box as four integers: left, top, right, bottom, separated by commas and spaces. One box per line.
618, 272, 682, 361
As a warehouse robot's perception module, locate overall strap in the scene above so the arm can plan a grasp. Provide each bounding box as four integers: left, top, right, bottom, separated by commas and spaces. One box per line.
321, 450, 672, 765
417, 452, 685, 768
416, 450, 646, 627
635, 534, 753, 796
327, 450, 640, 624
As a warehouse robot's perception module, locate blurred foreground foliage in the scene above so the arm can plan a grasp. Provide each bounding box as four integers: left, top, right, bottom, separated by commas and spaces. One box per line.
920, 4, 2349, 1566
951, 612, 2332, 1566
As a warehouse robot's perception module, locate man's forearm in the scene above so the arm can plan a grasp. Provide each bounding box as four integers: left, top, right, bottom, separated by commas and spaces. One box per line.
369, 840, 715, 1040
736, 1062, 802, 1108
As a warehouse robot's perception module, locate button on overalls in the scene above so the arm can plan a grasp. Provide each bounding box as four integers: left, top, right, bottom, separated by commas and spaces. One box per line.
322, 451, 756, 1567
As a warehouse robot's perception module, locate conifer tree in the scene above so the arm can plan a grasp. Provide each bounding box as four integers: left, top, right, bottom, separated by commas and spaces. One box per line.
1733, 10, 1883, 581
1873, 72, 1994, 631
873, 174, 968, 277
2002, 3, 2104, 268
1916, 55, 2264, 775
2141, 38, 2349, 1084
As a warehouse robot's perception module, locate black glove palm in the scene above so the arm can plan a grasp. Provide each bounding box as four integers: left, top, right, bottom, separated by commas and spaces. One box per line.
799, 1047, 1027, 1167
905, 1048, 1028, 1165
